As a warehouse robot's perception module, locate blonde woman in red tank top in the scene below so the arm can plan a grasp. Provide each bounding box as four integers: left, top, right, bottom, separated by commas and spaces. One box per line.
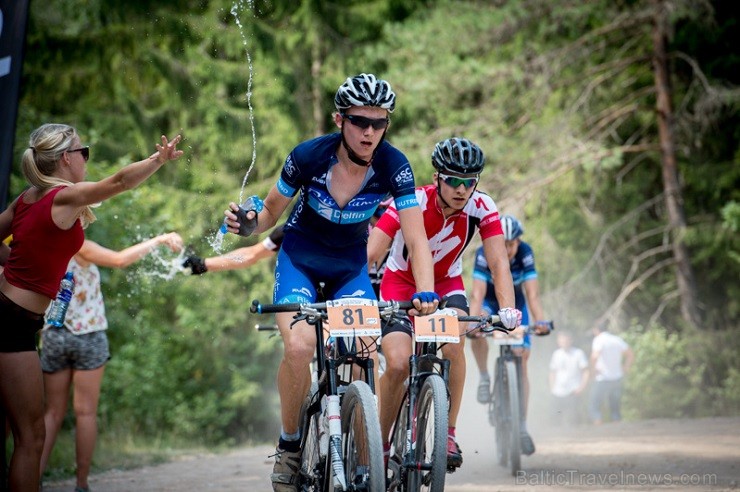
0, 123, 183, 492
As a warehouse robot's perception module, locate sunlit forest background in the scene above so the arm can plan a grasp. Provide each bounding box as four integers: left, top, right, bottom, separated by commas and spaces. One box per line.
5, 0, 738, 477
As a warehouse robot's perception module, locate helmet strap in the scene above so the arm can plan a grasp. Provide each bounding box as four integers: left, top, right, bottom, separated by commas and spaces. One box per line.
436, 177, 454, 210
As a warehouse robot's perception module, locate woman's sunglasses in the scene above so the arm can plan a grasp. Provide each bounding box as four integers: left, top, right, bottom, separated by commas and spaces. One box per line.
342, 114, 389, 131
438, 173, 479, 189
67, 146, 90, 162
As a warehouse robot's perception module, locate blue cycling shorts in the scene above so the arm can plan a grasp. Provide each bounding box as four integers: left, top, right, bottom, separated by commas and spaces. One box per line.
273, 232, 376, 304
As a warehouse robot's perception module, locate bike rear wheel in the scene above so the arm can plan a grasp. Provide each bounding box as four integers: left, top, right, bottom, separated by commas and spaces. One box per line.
339, 381, 385, 492
408, 375, 447, 492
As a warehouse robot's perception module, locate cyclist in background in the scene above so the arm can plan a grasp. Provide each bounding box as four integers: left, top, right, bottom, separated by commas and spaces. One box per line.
469, 214, 552, 456
222, 73, 439, 492
368, 137, 521, 470
181, 224, 285, 275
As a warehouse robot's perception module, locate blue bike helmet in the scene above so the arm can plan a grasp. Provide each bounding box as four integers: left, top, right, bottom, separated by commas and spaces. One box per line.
501, 214, 524, 241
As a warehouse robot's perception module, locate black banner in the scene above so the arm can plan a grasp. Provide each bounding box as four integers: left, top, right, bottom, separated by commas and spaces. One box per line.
0, 0, 30, 210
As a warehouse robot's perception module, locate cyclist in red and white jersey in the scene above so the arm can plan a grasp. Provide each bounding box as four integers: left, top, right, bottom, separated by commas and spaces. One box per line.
368, 137, 521, 470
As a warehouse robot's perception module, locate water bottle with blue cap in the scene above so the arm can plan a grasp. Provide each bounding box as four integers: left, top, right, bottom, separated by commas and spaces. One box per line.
47, 272, 75, 327
220, 195, 264, 236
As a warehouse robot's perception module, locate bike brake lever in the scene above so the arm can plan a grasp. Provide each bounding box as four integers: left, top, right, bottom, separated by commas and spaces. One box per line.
479, 322, 494, 333
290, 314, 308, 329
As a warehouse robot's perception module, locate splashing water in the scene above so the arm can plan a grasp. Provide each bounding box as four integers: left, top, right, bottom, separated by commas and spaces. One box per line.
133, 239, 192, 282
208, 0, 259, 253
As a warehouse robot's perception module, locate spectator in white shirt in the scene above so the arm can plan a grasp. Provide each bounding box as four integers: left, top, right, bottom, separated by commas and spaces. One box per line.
549, 331, 589, 425
588, 321, 634, 424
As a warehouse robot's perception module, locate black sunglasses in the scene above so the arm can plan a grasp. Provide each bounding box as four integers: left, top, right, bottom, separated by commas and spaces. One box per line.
342, 114, 389, 131
67, 146, 90, 162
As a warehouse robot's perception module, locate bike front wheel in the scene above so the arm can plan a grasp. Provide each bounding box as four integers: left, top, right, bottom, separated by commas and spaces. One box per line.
408, 375, 448, 492
504, 360, 522, 475
299, 382, 325, 490
339, 380, 385, 492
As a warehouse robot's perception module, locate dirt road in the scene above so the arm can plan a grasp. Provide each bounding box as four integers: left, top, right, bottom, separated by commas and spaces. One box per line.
42, 416, 740, 491
44, 345, 739, 491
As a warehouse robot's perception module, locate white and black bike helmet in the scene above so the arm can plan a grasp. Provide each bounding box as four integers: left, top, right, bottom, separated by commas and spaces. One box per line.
334, 73, 396, 113
501, 214, 524, 241
431, 138, 485, 175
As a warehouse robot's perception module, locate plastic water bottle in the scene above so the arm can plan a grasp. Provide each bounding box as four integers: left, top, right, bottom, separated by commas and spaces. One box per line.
219, 195, 264, 235
47, 272, 75, 327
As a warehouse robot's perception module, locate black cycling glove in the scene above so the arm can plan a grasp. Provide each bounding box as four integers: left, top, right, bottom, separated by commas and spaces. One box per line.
234, 207, 258, 237
183, 255, 208, 275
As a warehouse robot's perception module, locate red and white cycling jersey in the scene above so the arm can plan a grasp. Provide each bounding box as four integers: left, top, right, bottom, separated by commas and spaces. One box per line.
375, 184, 503, 285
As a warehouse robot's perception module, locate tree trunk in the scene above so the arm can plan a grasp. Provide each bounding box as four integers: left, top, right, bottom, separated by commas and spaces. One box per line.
311, 40, 324, 137
651, 0, 701, 327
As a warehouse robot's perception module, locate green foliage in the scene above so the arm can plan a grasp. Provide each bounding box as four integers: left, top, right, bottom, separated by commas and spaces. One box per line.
8, 0, 739, 473
624, 325, 740, 419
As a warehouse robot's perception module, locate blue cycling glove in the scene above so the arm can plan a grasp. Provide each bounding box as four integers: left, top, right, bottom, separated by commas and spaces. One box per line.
411, 291, 441, 304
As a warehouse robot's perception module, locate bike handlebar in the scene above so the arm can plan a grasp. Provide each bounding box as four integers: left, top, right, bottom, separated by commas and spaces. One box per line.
255, 323, 279, 331
457, 314, 513, 335
251, 299, 415, 315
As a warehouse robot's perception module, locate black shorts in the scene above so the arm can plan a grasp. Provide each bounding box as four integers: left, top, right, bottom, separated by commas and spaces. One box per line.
381, 294, 470, 338
0, 291, 44, 352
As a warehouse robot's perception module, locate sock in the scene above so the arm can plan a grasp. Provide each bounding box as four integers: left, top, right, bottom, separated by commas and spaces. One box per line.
355, 465, 369, 478
383, 441, 391, 455
480, 372, 490, 381
520, 420, 528, 433
279, 429, 301, 452
448, 426, 456, 439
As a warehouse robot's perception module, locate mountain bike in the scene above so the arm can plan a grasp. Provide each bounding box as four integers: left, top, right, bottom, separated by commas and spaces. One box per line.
476, 321, 554, 476
251, 298, 412, 492
387, 310, 510, 492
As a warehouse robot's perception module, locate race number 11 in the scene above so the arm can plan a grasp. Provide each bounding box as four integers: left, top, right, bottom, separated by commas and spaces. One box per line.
414, 308, 460, 343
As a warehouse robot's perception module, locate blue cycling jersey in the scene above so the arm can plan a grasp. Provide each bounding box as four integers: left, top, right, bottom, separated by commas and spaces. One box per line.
273, 133, 419, 304
278, 133, 418, 249
472, 242, 538, 319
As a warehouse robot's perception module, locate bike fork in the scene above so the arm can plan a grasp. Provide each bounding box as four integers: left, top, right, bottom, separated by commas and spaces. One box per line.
326, 360, 347, 491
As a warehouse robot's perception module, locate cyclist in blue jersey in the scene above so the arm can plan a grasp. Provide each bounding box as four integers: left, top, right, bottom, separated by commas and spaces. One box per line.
223, 73, 438, 492
468, 214, 551, 456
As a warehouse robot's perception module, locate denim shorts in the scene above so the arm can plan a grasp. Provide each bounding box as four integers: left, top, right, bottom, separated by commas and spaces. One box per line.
40, 327, 110, 372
